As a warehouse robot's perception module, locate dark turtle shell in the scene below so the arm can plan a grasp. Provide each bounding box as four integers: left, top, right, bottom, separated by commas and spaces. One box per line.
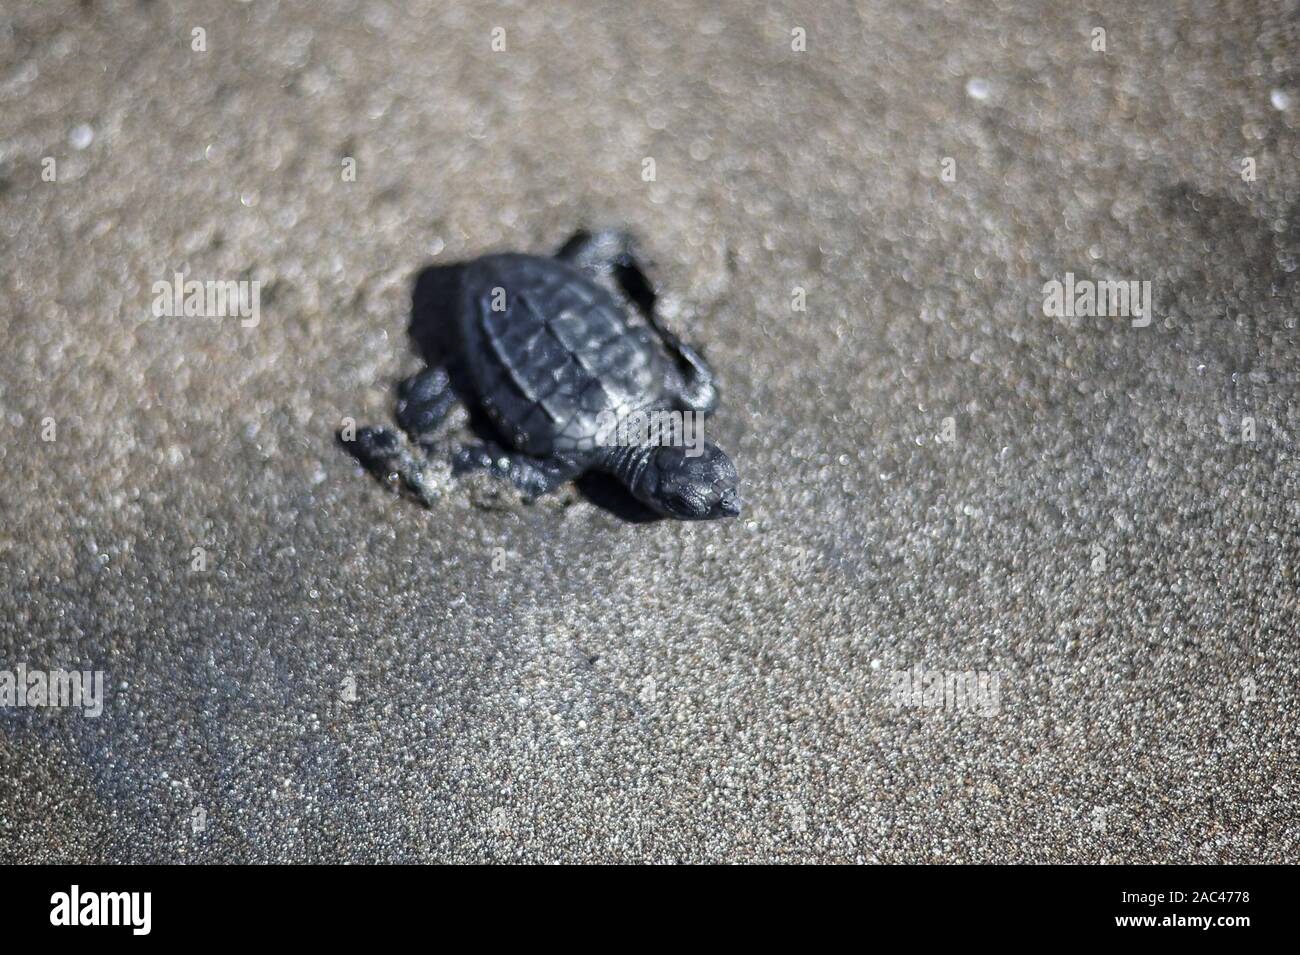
457, 253, 669, 457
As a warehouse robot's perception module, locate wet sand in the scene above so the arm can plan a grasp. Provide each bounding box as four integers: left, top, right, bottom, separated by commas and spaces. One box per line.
1, 0, 1296, 862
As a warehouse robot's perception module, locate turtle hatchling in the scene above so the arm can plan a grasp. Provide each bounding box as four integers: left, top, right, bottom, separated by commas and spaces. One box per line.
346, 230, 742, 520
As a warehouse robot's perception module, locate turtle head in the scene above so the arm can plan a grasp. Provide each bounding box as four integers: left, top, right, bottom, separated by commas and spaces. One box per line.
631, 443, 741, 521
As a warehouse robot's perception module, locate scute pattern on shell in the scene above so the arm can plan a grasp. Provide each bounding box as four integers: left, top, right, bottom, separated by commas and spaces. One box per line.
462, 254, 667, 456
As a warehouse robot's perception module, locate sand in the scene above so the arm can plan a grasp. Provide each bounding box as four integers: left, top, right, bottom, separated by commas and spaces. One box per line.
0, 0, 1296, 862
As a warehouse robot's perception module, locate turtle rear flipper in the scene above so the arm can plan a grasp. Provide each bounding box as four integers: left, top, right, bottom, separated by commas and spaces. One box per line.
396, 366, 458, 447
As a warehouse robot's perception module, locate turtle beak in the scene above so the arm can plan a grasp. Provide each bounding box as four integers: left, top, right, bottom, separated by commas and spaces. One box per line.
717, 487, 741, 517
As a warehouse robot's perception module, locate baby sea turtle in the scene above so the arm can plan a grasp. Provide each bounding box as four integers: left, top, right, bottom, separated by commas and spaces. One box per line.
347, 230, 741, 520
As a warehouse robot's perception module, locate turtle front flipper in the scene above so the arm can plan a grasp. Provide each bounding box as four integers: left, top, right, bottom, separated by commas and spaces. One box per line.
556, 228, 658, 316
343, 426, 447, 507
557, 229, 718, 415
660, 334, 718, 415
452, 441, 587, 500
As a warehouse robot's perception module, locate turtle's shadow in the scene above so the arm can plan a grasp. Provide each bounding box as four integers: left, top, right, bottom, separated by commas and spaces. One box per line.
407, 264, 663, 524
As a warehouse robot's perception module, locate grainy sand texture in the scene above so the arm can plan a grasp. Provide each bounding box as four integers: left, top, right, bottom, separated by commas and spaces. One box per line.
1, 0, 1297, 862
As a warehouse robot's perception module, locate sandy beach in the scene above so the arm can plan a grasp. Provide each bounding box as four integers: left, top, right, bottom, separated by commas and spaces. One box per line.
1, 0, 1296, 862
